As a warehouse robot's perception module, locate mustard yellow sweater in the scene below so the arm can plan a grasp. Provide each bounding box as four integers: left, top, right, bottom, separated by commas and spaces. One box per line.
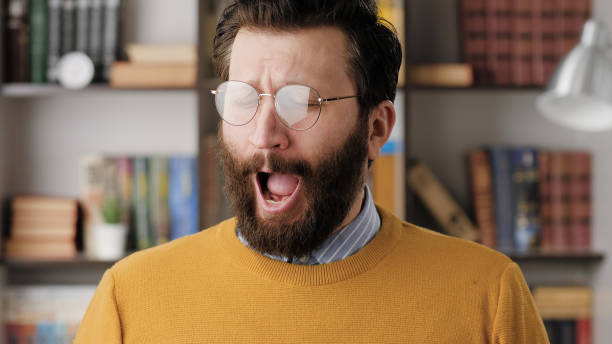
75, 207, 549, 343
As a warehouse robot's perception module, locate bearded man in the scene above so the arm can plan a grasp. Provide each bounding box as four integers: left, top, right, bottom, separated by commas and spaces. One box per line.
75, 1, 549, 343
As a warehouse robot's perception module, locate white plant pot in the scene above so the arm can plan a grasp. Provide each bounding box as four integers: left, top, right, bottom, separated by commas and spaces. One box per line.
94, 222, 127, 260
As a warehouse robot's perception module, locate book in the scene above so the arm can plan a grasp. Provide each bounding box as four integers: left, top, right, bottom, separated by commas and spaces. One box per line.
576, 317, 592, 344
468, 150, 497, 248
486, 0, 512, 85
169, 156, 199, 240
47, 0, 62, 81
109, 62, 197, 88
102, 0, 120, 81
5, 240, 77, 259
540, 0, 558, 86
407, 161, 479, 241
549, 152, 572, 251
132, 157, 151, 250
88, 0, 104, 80
378, 0, 405, 87
533, 285, 592, 319
409, 63, 474, 87
460, 0, 488, 84
6, 0, 29, 82
12, 195, 78, 215
125, 44, 198, 64
148, 156, 169, 245
28, 0, 48, 83
488, 147, 514, 251
4, 285, 96, 343
61, 0, 75, 55
511, 0, 533, 86
539, 151, 554, 251
74, 0, 89, 52
510, 147, 540, 252
116, 157, 134, 249
568, 151, 591, 251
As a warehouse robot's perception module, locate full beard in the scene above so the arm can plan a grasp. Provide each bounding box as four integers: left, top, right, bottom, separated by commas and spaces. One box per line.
217, 119, 369, 260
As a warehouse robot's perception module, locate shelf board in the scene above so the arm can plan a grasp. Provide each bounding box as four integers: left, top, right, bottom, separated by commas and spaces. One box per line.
3, 253, 127, 269
1, 83, 196, 97
504, 251, 605, 263
407, 85, 544, 92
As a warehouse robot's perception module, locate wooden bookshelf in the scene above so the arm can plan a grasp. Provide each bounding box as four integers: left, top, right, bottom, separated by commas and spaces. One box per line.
505, 251, 605, 264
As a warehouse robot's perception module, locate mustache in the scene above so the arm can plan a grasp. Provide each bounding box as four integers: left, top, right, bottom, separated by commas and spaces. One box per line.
234, 152, 313, 178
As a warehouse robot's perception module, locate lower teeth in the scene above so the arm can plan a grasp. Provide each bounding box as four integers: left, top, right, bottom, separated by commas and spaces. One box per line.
266, 199, 281, 205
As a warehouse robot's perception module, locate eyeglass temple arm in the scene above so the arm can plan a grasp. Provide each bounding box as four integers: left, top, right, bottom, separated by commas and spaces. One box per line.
320, 95, 360, 102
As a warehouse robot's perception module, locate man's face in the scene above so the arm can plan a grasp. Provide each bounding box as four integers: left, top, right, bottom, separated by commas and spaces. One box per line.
218, 27, 368, 259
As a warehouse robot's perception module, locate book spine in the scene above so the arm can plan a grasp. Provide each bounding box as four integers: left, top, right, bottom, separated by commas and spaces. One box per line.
132, 157, 150, 250
407, 162, 479, 241
28, 0, 48, 83
6, 0, 29, 82
116, 157, 133, 249
88, 0, 103, 79
169, 157, 199, 240
489, 147, 514, 251
510, 148, 540, 252
74, 0, 89, 52
61, 0, 75, 54
568, 151, 591, 251
541, 0, 558, 85
460, 0, 487, 84
531, 0, 545, 85
148, 156, 169, 245
549, 152, 571, 251
559, 320, 577, 344
101, 0, 120, 81
576, 317, 592, 344
486, 0, 512, 85
511, 0, 533, 86
47, 0, 62, 81
468, 150, 497, 248
538, 151, 553, 251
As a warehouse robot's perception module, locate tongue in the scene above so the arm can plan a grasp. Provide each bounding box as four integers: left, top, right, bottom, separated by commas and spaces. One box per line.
267, 174, 299, 196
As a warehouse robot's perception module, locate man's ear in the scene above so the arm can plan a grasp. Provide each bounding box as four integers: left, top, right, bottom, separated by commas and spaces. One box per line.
367, 100, 396, 161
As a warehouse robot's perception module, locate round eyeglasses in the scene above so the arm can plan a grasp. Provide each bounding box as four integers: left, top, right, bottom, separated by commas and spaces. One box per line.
210, 80, 359, 131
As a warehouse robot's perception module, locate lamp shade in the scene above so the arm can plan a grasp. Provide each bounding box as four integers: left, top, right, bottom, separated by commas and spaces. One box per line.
537, 19, 612, 132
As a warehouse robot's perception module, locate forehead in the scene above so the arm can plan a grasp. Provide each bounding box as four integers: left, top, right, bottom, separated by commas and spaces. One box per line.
228, 26, 354, 93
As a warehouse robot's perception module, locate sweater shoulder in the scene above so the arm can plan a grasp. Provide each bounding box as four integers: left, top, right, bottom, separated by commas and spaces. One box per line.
109, 218, 235, 278
397, 220, 513, 276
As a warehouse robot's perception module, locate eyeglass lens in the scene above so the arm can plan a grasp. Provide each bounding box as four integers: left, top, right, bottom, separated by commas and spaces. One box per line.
213, 81, 322, 130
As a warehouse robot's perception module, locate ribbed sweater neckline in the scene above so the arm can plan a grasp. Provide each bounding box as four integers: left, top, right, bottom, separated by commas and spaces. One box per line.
216, 206, 402, 286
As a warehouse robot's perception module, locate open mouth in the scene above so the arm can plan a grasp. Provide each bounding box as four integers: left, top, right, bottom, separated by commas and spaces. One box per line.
254, 172, 301, 213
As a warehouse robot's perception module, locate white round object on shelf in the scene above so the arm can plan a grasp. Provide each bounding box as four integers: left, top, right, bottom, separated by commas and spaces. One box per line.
56, 52, 95, 90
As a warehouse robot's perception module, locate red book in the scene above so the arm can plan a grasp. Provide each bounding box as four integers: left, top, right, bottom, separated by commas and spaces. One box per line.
468, 150, 497, 248
558, 0, 591, 57
568, 151, 591, 251
576, 318, 592, 344
548, 152, 571, 251
486, 0, 512, 85
541, 0, 559, 85
511, 0, 533, 86
460, 0, 488, 84
531, 0, 545, 85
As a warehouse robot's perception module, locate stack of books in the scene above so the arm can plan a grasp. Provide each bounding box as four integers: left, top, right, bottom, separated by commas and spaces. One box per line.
5, 196, 78, 260
468, 148, 592, 253
109, 43, 197, 88
460, 0, 591, 86
80, 154, 199, 253
4, 285, 96, 343
4, 0, 121, 83
533, 286, 592, 344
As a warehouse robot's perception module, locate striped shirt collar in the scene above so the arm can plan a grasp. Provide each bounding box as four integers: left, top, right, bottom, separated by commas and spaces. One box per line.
236, 186, 381, 265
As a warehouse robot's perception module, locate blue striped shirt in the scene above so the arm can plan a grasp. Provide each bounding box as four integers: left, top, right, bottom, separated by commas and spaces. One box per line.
236, 186, 381, 265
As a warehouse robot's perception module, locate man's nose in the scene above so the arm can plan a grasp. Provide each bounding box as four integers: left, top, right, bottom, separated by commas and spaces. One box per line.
248, 95, 289, 150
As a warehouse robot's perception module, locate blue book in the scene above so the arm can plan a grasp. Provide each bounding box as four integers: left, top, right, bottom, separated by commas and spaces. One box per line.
510, 148, 540, 252
489, 147, 514, 251
36, 322, 54, 344
169, 156, 199, 240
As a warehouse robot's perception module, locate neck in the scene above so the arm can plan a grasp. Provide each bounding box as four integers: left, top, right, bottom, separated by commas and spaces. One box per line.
328, 186, 365, 237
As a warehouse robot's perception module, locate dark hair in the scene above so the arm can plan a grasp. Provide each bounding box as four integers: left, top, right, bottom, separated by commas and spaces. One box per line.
212, 0, 402, 118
